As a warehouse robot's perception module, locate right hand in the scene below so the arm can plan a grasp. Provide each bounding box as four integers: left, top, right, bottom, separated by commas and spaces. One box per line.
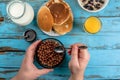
68, 43, 90, 80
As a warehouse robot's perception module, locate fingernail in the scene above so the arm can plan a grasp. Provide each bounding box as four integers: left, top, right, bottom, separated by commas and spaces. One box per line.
74, 46, 78, 49
68, 50, 71, 53
68, 51, 71, 55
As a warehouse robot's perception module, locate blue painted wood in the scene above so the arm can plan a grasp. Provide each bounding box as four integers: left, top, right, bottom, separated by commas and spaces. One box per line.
0, 0, 120, 79
1, 50, 120, 67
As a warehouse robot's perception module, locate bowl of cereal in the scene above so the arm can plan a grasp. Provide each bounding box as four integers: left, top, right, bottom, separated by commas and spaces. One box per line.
35, 38, 66, 68
78, 0, 109, 12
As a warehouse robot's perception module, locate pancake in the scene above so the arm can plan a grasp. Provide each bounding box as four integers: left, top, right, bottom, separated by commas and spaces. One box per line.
37, 6, 54, 32
46, 0, 65, 7
53, 13, 73, 35
48, 2, 70, 25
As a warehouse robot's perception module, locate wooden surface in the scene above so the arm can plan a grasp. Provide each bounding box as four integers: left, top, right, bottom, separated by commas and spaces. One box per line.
0, 0, 120, 80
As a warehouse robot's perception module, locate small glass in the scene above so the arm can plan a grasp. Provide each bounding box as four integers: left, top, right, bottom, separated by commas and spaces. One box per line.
83, 16, 102, 34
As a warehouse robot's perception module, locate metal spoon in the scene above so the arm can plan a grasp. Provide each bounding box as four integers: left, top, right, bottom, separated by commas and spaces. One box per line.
54, 46, 88, 53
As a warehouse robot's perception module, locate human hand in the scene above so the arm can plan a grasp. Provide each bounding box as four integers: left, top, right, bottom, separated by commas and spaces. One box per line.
11, 40, 53, 80
68, 43, 90, 80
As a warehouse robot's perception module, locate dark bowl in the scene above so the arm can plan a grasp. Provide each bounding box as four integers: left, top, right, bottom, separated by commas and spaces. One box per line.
35, 38, 66, 69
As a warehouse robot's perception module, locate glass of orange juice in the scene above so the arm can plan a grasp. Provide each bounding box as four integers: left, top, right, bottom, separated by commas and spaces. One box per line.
84, 16, 102, 34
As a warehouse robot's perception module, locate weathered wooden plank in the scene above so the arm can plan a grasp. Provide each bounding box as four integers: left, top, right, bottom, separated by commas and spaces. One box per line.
0, 0, 120, 17
0, 17, 120, 35
0, 49, 120, 67
1, 66, 120, 79
0, 32, 120, 50
0, 0, 120, 80
67, 0, 120, 18
1, 50, 120, 79
0, 0, 120, 34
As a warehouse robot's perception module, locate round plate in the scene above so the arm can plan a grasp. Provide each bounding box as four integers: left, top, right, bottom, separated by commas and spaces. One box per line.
37, 1, 73, 36
42, 29, 60, 36
78, 0, 109, 12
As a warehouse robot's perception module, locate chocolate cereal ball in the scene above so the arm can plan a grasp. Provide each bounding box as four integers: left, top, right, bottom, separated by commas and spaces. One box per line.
35, 38, 65, 68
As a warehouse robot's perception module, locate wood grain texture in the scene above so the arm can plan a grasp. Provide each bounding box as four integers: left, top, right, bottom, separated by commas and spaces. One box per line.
0, 0, 120, 80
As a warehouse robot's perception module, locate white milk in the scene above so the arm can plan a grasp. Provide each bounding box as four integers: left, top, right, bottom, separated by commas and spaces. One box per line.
7, 1, 34, 26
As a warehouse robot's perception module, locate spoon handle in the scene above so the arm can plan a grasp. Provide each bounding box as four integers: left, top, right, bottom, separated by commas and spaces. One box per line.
79, 46, 88, 49
66, 46, 88, 49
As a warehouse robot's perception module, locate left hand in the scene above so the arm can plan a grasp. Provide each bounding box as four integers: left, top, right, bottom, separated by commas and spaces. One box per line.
11, 40, 53, 80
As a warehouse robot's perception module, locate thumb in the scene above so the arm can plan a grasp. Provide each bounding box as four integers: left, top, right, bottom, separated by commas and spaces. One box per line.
37, 69, 53, 76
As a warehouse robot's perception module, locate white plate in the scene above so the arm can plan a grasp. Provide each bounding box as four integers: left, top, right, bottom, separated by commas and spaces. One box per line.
42, 30, 60, 36
78, 0, 109, 12
37, 1, 73, 36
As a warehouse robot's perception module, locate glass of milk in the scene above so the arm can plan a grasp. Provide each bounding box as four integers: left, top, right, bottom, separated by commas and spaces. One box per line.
6, 0, 34, 26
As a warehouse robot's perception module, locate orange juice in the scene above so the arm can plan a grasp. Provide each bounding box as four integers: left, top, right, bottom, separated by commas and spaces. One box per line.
84, 16, 101, 34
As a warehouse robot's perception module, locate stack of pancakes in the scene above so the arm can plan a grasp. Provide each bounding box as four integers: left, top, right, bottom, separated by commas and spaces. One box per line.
37, 0, 73, 35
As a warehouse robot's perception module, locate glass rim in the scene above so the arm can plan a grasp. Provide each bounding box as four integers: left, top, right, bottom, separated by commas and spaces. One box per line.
7, 0, 26, 19
83, 16, 102, 34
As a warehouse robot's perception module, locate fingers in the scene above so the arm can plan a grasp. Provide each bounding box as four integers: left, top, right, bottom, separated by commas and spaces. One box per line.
68, 43, 86, 55
37, 69, 53, 76
69, 43, 90, 61
25, 40, 41, 63
71, 45, 79, 61
79, 49, 90, 60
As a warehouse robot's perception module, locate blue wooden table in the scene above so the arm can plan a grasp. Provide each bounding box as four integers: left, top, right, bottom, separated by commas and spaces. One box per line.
0, 0, 120, 80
